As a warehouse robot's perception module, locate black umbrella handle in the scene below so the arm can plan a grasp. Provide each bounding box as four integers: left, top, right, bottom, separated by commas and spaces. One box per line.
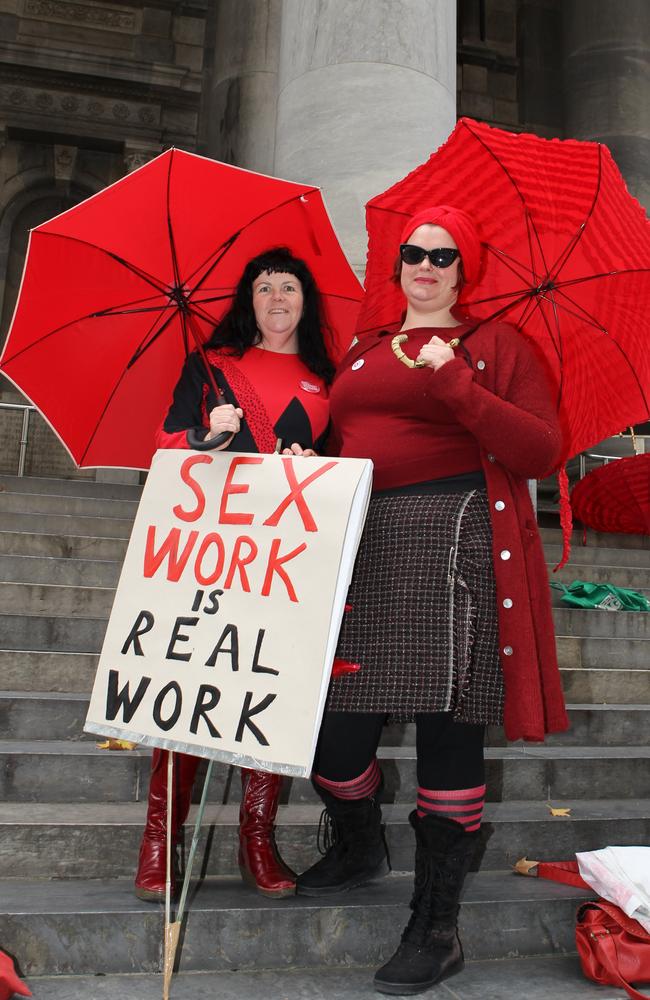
186, 427, 233, 451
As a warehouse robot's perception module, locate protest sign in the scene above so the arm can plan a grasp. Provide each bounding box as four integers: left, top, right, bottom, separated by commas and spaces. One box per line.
85, 450, 372, 777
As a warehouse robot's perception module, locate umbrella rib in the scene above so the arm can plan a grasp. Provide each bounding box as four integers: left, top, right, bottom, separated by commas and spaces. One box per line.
549, 145, 602, 283
539, 292, 564, 364
166, 150, 184, 293
79, 306, 176, 464
0, 297, 162, 366
485, 244, 537, 285
555, 267, 650, 291
544, 287, 608, 333
535, 297, 564, 402
125, 308, 179, 370
525, 210, 551, 283
90, 292, 169, 318
464, 286, 537, 309
186, 187, 321, 295
36, 230, 168, 295
460, 119, 547, 275
188, 300, 224, 327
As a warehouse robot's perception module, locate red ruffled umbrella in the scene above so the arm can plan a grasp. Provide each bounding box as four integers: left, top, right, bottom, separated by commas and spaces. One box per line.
0, 149, 362, 469
571, 453, 650, 534
358, 117, 650, 463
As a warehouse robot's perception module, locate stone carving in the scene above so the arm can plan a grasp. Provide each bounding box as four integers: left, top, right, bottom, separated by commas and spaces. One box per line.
53, 144, 78, 181
124, 147, 160, 173
0, 86, 161, 130
21, 0, 140, 33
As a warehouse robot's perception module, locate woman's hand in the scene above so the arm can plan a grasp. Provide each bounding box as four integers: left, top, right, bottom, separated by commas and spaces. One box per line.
416, 335, 455, 371
281, 443, 317, 457
206, 404, 243, 441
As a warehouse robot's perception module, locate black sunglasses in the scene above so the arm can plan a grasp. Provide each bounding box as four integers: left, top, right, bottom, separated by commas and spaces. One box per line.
399, 244, 460, 268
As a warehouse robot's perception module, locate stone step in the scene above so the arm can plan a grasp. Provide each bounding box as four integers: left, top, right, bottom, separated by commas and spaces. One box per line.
1, 614, 107, 652
545, 542, 650, 569
3, 639, 646, 699
541, 527, 650, 551
0, 553, 121, 587
20, 956, 633, 1000
4, 690, 648, 746
5, 605, 646, 659
0, 873, 594, 976
556, 634, 650, 670
1, 798, 647, 882
553, 606, 650, 639
0, 474, 142, 501
561, 667, 650, 704
0, 581, 115, 618
10, 584, 648, 630
0, 510, 133, 539
0, 530, 128, 561
0, 489, 138, 520
549, 562, 650, 593
6, 607, 650, 664
0, 650, 98, 693
1, 741, 648, 803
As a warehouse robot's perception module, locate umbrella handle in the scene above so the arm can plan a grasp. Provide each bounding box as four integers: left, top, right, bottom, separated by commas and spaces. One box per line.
186, 428, 233, 451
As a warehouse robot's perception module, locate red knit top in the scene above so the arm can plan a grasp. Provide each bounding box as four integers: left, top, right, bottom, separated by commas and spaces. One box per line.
330, 326, 481, 490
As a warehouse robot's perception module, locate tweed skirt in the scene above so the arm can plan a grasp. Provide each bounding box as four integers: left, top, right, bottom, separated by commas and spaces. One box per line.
327, 489, 503, 723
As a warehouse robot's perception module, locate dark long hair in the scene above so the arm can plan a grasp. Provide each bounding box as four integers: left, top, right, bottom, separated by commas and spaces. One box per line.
207, 247, 335, 384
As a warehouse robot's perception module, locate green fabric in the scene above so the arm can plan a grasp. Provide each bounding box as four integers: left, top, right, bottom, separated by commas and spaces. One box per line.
551, 580, 650, 612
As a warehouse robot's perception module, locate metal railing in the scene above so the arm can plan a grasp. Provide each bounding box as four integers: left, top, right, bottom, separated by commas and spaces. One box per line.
0, 401, 36, 477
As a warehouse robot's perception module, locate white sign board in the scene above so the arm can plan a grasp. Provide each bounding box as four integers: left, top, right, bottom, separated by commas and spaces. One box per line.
85, 450, 372, 777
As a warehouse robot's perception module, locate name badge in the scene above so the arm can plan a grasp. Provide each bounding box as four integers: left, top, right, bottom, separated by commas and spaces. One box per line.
300, 380, 321, 394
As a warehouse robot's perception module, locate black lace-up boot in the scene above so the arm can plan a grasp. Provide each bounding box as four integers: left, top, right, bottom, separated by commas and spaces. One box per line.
374, 811, 479, 995
296, 784, 390, 896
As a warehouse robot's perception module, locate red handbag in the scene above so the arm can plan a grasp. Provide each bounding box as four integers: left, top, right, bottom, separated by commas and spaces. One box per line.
576, 900, 650, 1000
516, 859, 650, 1000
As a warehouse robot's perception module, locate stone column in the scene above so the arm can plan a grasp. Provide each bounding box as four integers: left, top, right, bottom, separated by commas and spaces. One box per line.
274, 0, 456, 271
204, 0, 282, 173
563, 0, 650, 208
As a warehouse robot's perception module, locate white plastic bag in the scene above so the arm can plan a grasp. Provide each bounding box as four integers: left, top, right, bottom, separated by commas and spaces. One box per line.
577, 847, 650, 933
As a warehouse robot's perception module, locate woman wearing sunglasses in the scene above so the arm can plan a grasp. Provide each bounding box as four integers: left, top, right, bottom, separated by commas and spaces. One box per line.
297, 206, 567, 995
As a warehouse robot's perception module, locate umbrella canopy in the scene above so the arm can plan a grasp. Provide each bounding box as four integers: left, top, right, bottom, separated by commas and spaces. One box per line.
358, 117, 650, 460
571, 453, 650, 534
0, 149, 362, 469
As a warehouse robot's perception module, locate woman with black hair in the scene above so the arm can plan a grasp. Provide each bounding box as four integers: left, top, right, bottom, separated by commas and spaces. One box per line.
134, 246, 334, 902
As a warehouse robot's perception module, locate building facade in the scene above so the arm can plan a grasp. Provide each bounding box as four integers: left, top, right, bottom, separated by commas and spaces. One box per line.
0, 0, 648, 477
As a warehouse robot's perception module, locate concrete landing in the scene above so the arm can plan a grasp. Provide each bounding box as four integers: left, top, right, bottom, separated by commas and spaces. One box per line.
24, 955, 630, 999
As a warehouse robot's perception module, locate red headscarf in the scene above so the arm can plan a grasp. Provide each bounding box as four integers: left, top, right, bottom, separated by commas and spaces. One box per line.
400, 205, 483, 286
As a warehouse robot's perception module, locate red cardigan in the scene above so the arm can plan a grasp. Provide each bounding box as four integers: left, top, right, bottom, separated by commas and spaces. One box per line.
335, 322, 569, 742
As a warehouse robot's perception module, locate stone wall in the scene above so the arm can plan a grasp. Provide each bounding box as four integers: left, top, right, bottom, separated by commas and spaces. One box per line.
1, 0, 648, 477
0, 0, 208, 476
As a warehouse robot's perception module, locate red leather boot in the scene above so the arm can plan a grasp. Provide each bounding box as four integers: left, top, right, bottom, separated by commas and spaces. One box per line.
238, 768, 296, 897
134, 750, 200, 901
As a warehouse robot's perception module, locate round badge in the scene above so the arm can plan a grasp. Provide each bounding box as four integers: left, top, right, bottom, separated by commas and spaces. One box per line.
299, 380, 321, 393
351, 358, 365, 370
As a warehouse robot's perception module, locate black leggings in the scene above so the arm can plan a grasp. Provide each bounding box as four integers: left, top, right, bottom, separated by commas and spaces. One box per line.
313, 711, 486, 790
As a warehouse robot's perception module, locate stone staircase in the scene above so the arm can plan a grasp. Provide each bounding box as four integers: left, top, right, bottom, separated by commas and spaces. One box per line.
0, 474, 648, 994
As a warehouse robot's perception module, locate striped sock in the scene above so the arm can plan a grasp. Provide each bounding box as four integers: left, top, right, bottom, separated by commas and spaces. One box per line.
417, 784, 486, 832
314, 758, 381, 800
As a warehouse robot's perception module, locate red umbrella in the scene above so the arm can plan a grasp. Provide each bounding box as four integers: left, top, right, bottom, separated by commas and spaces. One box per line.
571, 453, 650, 534
358, 117, 650, 461
0, 149, 362, 469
